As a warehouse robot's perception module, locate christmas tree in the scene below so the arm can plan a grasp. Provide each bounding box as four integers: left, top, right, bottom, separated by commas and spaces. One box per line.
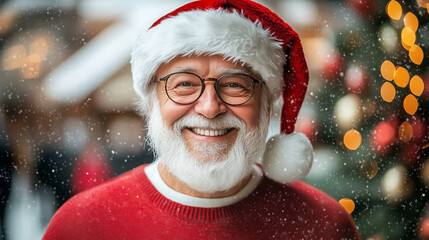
293, 0, 429, 239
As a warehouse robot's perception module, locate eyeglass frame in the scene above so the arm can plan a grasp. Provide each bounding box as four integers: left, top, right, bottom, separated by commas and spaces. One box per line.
157, 71, 263, 106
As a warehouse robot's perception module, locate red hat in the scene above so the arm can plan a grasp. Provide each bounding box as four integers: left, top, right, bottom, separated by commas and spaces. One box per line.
131, 0, 313, 183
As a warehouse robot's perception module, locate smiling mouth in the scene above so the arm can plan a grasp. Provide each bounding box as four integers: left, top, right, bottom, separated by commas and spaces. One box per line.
188, 127, 233, 137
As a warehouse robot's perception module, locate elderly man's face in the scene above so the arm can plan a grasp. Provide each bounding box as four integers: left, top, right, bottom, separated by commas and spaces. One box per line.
155, 55, 262, 157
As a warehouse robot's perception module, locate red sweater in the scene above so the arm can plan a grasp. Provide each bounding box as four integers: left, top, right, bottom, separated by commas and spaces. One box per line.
43, 164, 360, 240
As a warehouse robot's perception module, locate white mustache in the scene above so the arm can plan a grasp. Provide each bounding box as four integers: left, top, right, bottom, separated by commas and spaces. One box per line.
173, 114, 246, 134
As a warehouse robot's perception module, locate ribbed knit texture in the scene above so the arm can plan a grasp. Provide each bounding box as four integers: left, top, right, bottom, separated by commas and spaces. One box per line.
43, 164, 360, 240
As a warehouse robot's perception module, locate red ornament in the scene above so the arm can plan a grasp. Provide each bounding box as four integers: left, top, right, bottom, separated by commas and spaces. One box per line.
71, 146, 112, 194
344, 63, 368, 94
321, 50, 343, 82
370, 121, 397, 155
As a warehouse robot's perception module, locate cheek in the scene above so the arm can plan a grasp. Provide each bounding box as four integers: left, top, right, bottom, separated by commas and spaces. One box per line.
232, 88, 262, 130
157, 86, 192, 128
233, 104, 260, 130
160, 103, 191, 128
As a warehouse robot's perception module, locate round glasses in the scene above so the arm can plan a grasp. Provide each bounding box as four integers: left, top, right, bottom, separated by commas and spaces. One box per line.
157, 72, 262, 106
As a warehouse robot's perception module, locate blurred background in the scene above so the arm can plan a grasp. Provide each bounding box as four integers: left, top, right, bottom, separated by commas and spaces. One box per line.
0, 0, 428, 239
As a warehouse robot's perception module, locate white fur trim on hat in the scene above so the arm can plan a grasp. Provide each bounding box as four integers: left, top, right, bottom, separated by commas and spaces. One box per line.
131, 9, 285, 114
262, 132, 313, 183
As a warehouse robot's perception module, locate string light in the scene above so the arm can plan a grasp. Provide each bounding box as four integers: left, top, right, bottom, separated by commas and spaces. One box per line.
339, 198, 356, 214
398, 121, 413, 142
409, 45, 423, 65
386, 0, 402, 20
343, 129, 362, 150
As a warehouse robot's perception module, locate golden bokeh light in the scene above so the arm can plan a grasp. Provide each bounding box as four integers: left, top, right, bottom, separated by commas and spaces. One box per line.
394, 67, 409, 88
339, 198, 355, 214
380, 82, 396, 102
404, 12, 418, 32
2, 45, 26, 70
398, 121, 413, 142
401, 39, 412, 51
403, 94, 418, 115
410, 75, 424, 96
30, 37, 49, 59
20, 54, 42, 79
386, 0, 402, 20
360, 159, 379, 179
401, 27, 416, 47
343, 129, 362, 150
380, 60, 395, 81
409, 45, 423, 65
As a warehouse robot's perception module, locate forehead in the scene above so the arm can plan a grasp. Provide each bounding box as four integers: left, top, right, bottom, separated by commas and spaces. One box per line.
155, 55, 255, 77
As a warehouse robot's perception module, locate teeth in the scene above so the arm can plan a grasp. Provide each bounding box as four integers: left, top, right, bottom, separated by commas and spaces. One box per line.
191, 128, 228, 136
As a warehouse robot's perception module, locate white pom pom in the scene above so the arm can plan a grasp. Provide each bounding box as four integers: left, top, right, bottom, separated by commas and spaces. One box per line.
262, 132, 314, 184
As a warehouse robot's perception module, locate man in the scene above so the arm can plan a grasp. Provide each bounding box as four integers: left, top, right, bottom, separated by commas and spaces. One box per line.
43, 0, 360, 239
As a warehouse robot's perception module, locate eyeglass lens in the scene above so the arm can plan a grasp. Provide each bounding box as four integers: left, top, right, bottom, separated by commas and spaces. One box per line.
165, 73, 254, 105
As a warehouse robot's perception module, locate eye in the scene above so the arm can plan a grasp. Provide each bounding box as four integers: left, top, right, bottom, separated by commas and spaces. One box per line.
226, 82, 243, 88
179, 81, 193, 87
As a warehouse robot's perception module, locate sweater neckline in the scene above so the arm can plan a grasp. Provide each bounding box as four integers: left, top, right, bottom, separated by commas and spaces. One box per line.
144, 160, 263, 208
138, 161, 265, 221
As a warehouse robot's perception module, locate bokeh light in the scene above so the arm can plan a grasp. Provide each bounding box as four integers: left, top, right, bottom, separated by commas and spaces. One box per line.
380, 82, 396, 102
394, 67, 410, 88
333, 94, 361, 130
370, 121, 396, 155
416, 0, 429, 8
0, 10, 16, 35
401, 27, 416, 47
398, 121, 413, 142
339, 198, 355, 214
409, 75, 424, 96
380, 23, 398, 54
401, 38, 412, 51
386, 0, 402, 20
30, 37, 49, 60
20, 54, 42, 79
343, 129, 362, 150
403, 94, 418, 115
409, 45, 423, 65
381, 165, 413, 203
344, 64, 368, 93
2, 45, 27, 71
403, 12, 418, 32
380, 60, 395, 81
360, 159, 379, 179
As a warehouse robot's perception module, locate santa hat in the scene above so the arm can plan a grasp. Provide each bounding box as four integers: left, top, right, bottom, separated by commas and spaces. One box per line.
131, 0, 313, 183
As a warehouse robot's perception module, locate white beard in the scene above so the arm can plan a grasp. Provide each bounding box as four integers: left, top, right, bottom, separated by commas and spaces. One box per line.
147, 99, 269, 193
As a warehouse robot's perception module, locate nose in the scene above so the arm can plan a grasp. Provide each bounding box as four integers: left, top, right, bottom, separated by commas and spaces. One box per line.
194, 83, 227, 118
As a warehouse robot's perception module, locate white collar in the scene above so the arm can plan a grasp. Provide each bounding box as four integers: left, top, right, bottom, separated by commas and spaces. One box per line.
144, 160, 262, 208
